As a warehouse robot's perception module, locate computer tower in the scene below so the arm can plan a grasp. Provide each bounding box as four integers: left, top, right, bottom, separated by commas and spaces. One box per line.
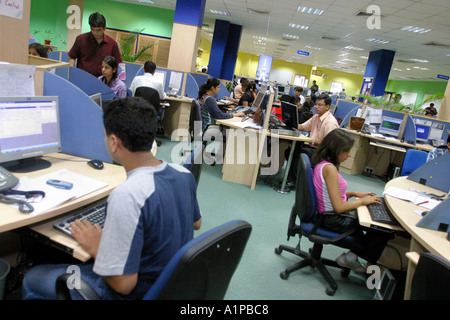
385, 163, 400, 181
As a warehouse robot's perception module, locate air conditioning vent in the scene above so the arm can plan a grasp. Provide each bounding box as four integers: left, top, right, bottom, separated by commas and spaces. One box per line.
282, 36, 297, 41
248, 9, 269, 15
423, 41, 450, 49
396, 59, 414, 64
320, 36, 340, 41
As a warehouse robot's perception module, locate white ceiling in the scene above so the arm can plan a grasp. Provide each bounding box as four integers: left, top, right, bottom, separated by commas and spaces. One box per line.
114, 0, 450, 81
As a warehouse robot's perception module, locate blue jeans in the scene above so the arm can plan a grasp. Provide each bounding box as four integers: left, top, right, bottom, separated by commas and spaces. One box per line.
22, 263, 107, 300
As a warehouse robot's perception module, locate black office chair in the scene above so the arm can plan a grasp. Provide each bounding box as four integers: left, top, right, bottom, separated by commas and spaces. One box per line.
135, 86, 163, 146
275, 154, 365, 296
183, 144, 204, 188
55, 220, 252, 300
280, 94, 291, 102
410, 252, 450, 300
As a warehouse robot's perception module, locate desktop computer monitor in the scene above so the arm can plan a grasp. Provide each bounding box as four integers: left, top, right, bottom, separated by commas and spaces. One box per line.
281, 101, 299, 130
415, 123, 431, 142
0, 96, 61, 173
378, 116, 403, 138
255, 90, 271, 127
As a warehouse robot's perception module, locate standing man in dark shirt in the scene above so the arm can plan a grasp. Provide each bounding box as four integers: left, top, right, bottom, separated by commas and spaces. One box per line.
68, 12, 123, 78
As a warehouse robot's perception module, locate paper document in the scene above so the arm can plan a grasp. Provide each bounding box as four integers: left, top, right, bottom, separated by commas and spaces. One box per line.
11, 169, 108, 216
383, 187, 441, 210
230, 121, 262, 130
370, 133, 385, 139
0, 64, 36, 96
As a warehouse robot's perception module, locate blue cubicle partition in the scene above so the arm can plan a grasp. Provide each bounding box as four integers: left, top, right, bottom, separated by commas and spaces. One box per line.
43, 72, 113, 164
48, 50, 69, 63
67, 67, 117, 101
186, 73, 208, 99
410, 115, 450, 145
121, 62, 143, 89
335, 100, 363, 123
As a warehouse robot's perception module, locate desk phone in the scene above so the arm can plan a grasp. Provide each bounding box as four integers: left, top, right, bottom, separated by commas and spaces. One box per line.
0, 166, 19, 192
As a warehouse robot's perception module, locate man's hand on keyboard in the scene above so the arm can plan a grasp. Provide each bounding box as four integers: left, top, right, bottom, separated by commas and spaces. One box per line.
69, 219, 102, 259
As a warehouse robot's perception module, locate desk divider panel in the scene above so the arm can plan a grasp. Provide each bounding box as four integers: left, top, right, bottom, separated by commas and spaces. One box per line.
67, 67, 117, 101
121, 62, 143, 89
335, 100, 363, 122
408, 153, 450, 193
43, 71, 113, 164
185, 73, 208, 99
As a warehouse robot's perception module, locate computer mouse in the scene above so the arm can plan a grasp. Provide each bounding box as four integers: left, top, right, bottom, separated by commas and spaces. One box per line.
87, 159, 104, 170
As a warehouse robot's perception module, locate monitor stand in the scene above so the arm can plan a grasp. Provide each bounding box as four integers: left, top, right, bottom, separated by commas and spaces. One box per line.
3, 157, 51, 173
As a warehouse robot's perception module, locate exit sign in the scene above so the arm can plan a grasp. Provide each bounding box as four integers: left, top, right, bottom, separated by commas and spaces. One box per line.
297, 50, 310, 56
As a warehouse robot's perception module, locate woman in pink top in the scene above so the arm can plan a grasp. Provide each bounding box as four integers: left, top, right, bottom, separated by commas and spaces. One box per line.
311, 129, 392, 274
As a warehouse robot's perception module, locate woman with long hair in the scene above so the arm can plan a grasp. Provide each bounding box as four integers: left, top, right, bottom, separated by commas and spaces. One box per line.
98, 56, 127, 98
311, 128, 392, 273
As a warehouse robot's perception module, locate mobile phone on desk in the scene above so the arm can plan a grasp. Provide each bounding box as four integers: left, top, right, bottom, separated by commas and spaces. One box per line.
46, 179, 73, 190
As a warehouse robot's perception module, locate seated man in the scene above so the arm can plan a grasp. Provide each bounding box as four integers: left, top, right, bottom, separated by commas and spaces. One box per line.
285, 93, 339, 188
22, 97, 202, 300
290, 86, 305, 106
129, 61, 166, 100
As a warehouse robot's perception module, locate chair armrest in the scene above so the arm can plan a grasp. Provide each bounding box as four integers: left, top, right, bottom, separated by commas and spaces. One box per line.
55, 273, 101, 300
308, 210, 358, 244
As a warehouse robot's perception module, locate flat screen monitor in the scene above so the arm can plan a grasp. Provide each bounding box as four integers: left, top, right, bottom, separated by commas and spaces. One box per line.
415, 123, 431, 142
0, 96, 61, 172
378, 116, 403, 137
281, 101, 298, 130
256, 91, 271, 127
89, 93, 102, 109
277, 86, 286, 94
373, 269, 397, 300
251, 91, 265, 112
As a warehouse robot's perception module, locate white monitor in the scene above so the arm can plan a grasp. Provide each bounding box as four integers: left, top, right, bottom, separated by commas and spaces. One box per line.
0, 96, 61, 172
378, 116, 403, 138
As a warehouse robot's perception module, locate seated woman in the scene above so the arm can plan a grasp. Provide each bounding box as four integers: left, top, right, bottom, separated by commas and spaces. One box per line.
198, 78, 244, 130
311, 128, 392, 273
237, 81, 255, 107
28, 43, 48, 58
98, 56, 127, 98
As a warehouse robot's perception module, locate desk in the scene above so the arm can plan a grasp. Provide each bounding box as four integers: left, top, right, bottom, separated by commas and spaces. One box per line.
359, 176, 450, 299
341, 129, 434, 176
163, 96, 194, 141
0, 153, 126, 261
217, 118, 312, 190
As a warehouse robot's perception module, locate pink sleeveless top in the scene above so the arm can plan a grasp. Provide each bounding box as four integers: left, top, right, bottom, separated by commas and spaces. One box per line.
312, 160, 348, 213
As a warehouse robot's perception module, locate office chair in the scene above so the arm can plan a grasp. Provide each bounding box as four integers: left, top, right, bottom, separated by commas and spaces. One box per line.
275, 154, 365, 296
55, 220, 252, 300
411, 252, 450, 300
280, 94, 291, 102
183, 144, 204, 188
400, 149, 428, 176
126, 88, 132, 97
135, 86, 163, 146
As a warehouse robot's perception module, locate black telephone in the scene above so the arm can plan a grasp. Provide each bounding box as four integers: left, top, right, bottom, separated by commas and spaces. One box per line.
0, 165, 19, 192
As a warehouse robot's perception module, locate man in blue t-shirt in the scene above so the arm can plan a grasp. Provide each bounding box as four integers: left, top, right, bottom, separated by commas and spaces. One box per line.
22, 97, 202, 300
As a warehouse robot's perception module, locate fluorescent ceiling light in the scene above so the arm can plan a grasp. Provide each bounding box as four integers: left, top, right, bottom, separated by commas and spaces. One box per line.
253, 36, 267, 40
414, 66, 429, 70
289, 23, 309, 30
400, 26, 431, 34
306, 45, 321, 50
283, 34, 299, 39
367, 38, 390, 44
345, 45, 364, 51
410, 58, 429, 63
297, 6, 324, 15
138, 0, 154, 3
210, 9, 230, 16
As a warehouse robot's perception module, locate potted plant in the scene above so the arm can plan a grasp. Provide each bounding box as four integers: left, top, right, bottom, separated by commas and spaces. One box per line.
118, 29, 153, 62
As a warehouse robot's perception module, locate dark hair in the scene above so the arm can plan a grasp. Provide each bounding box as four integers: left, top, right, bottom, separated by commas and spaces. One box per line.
198, 78, 220, 99
316, 93, 332, 106
103, 97, 157, 152
29, 43, 48, 58
311, 129, 355, 168
239, 77, 247, 84
302, 99, 314, 110
89, 12, 106, 28
240, 79, 251, 91
101, 56, 119, 84
295, 87, 303, 93
430, 103, 435, 107
144, 61, 156, 74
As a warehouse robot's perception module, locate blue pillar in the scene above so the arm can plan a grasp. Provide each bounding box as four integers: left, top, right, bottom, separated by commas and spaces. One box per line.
208, 20, 242, 81
361, 49, 395, 97
173, 0, 206, 27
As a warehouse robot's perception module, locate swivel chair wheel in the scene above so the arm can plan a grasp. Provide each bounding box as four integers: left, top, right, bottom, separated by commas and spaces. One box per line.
280, 271, 289, 280
274, 247, 282, 255
325, 288, 336, 296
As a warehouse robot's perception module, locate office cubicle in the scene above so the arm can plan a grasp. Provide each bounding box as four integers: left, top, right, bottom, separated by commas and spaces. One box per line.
43, 71, 113, 164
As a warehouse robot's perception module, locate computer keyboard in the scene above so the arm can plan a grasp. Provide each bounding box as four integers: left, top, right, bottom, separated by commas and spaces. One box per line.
272, 128, 302, 137
367, 197, 400, 226
53, 198, 107, 236
374, 142, 406, 152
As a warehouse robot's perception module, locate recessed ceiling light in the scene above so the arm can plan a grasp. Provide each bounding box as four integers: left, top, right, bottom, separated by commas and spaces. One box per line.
283, 34, 299, 40
289, 23, 309, 30
345, 45, 364, 51
367, 38, 390, 44
400, 26, 431, 34
210, 9, 230, 16
297, 6, 324, 15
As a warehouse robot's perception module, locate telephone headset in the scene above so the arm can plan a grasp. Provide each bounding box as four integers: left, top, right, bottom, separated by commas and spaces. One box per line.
0, 165, 43, 214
